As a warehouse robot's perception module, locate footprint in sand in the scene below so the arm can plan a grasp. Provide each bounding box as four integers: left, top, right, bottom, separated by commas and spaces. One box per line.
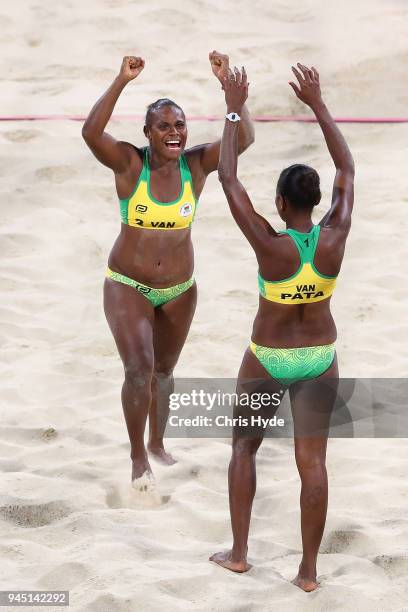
93, 186, 114, 202
258, 1, 312, 22
1, 233, 44, 258
83, 594, 125, 612
321, 528, 360, 554
373, 553, 408, 578
35, 165, 77, 184
104, 0, 130, 7
28, 83, 72, 96
3, 129, 42, 143
105, 477, 170, 509
70, 430, 108, 447
0, 459, 25, 472
140, 8, 196, 27
355, 303, 377, 321
0, 14, 13, 27
38, 561, 90, 590
25, 37, 41, 47
39, 64, 115, 81
222, 289, 252, 300
93, 16, 127, 29
0, 500, 71, 528
41, 427, 58, 441
0, 426, 58, 446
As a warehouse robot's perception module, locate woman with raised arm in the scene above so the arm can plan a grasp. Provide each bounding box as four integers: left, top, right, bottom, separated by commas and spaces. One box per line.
82, 54, 254, 489
210, 64, 354, 591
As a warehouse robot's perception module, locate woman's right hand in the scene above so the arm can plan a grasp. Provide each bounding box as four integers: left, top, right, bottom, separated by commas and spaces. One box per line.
118, 56, 145, 84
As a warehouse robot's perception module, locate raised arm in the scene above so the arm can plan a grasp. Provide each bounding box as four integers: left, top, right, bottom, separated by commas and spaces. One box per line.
290, 63, 355, 233
218, 68, 275, 252
186, 52, 255, 177
81, 56, 145, 173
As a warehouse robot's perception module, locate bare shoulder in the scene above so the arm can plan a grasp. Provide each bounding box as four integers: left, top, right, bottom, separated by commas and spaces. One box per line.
318, 223, 350, 247
114, 141, 144, 179
118, 141, 143, 164
184, 145, 209, 198
266, 230, 295, 255
185, 141, 221, 173
114, 143, 145, 198
316, 225, 349, 269
184, 143, 207, 168
256, 231, 300, 278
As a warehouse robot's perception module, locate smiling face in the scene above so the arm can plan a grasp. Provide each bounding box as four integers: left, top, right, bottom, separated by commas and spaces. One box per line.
144, 105, 187, 160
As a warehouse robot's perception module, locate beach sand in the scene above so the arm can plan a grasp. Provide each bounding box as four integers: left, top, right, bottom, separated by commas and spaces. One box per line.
1, 0, 408, 610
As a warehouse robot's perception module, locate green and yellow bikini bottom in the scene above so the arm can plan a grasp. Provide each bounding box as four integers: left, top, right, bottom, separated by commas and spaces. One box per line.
250, 341, 336, 386
106, 267, 194, 308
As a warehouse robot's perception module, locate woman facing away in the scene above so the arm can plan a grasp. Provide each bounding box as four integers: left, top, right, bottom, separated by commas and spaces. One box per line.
82, 53, 254, 488
210, 64, 354, 591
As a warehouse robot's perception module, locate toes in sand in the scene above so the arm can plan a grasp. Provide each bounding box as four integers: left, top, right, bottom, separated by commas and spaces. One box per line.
209, 550, 252, 573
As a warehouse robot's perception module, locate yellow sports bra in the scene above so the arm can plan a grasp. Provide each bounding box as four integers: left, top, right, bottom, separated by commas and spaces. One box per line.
258, 225, 337, 304
119, 147, 197, 230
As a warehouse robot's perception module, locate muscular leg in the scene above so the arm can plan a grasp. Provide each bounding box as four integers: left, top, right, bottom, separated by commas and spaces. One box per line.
104, 278, 155, 482
147, 282, 197, 464
210, 348, 283, 572
289, 356, 338, 592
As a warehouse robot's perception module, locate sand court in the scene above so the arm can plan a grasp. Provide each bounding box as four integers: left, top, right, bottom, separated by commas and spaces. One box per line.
1, 0, 408, 609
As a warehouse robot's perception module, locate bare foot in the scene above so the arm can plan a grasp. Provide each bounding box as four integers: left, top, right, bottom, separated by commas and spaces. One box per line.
148, 444, 177, 465
131, 470, 156, 494
131, 454, 153, 482
130, 469, 163, 507
292, 573, 318, 592
209, 550, 252, 573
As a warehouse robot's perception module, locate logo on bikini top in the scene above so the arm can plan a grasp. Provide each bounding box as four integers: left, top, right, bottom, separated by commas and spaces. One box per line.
179, 203, 193, 217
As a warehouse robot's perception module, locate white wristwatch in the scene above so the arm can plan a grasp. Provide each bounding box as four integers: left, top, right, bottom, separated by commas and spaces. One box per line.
225, 112, 241, 122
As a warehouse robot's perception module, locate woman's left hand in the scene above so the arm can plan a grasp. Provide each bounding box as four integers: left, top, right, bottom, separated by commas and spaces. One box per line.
223, 67, 249, 114
289, 63, 322, 109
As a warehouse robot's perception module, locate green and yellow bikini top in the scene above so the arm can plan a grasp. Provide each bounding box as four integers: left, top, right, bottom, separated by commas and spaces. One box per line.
258, 225, 337, 304
119, 147, 198, 230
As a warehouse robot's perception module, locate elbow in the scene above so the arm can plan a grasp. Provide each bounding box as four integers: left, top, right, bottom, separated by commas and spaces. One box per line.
81, 121, 95, 143
218, 170, 236, 192
238, 132, 255, 155
81, 124, 90, 141
345, 156, 355, 175
337, 156, 355, 176
217, 163, 228, 183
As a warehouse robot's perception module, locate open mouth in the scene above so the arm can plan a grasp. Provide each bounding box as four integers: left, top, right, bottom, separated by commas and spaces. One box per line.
165, 139, 181, 150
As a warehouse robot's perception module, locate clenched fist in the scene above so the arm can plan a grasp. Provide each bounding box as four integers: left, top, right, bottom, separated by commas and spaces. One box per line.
209, 50, 229, 85
118, 56, 145, 84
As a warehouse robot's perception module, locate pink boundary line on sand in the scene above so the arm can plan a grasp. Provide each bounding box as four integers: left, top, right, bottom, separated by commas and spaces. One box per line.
0, 114, 408, 124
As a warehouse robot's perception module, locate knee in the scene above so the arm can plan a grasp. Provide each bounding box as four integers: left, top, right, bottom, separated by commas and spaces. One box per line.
154, 363, 175, 380
232, 437, 262, 458
123, 358, 153, 390
295, 446, 326, 475
303, 484, 326, 510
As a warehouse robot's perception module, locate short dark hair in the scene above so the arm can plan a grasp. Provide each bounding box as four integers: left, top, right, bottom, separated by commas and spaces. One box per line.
145, 98, 184, 127
277, 164, 321, 209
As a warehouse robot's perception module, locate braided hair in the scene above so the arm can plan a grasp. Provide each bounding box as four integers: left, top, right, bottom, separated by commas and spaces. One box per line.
277, 164, 321, 209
